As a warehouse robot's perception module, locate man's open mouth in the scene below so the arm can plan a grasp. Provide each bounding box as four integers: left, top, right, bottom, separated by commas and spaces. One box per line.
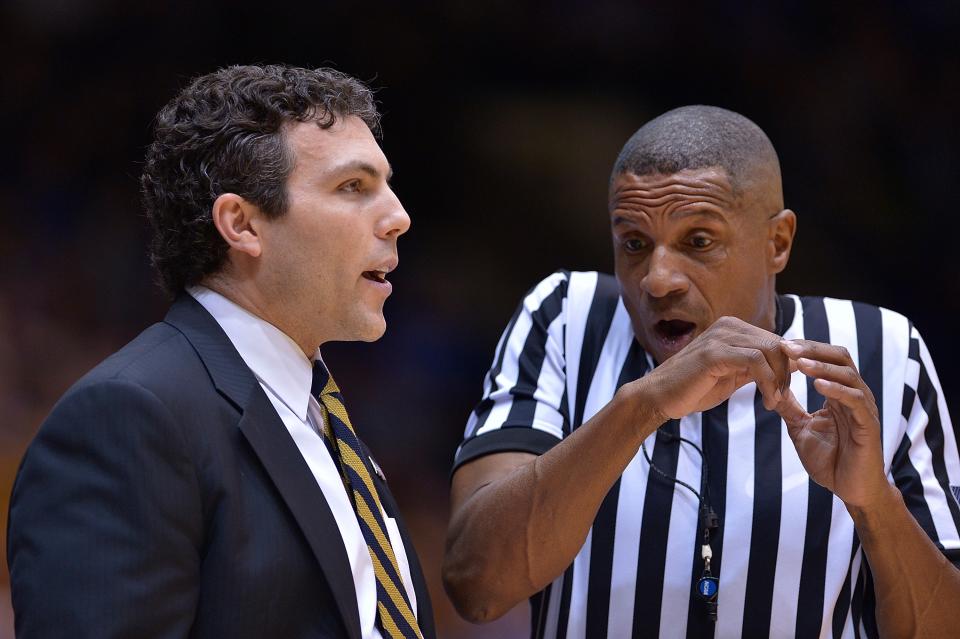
653, 319, 697, 349
362, 270, 387, 284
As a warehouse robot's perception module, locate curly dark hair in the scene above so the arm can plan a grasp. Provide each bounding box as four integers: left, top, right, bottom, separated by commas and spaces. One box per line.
141, 64, 381, 296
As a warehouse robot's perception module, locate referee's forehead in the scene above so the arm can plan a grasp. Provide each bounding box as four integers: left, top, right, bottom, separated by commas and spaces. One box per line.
608, 168, 735, 216
608, 166, 780, 227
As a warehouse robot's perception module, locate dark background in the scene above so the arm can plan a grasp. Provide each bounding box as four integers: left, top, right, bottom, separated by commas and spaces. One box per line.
2, 2, 958, 637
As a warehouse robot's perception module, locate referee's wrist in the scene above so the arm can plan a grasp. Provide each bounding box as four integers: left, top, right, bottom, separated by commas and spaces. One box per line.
614, 378, 669, 442
845, 481, 901, 527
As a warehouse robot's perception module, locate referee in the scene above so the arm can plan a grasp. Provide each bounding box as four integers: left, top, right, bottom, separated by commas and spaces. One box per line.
442, 106, 960, 638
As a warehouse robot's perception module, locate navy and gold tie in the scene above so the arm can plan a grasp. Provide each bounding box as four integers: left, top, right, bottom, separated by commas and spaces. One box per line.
311, 363, 422, 639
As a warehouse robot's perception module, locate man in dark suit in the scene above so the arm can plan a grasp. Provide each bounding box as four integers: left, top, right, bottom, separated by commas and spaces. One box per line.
7, 64, 435, 639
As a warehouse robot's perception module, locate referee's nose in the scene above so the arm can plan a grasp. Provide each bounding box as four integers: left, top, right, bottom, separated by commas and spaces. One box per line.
640, 245, 689, 299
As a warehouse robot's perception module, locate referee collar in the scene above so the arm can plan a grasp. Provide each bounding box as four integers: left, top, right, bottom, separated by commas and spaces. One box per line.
775, 293, 795, 337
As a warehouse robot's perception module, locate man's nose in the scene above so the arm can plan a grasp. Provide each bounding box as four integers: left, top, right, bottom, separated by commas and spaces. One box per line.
377, 187, 411, 239
640, 246, 689, 298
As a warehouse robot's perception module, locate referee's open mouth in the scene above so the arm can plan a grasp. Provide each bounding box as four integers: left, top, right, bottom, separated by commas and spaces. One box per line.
652, 319, 697, 355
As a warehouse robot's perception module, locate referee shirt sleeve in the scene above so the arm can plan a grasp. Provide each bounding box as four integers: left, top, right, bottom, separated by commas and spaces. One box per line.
890, 325, 960, 567
453, 271, 570, 472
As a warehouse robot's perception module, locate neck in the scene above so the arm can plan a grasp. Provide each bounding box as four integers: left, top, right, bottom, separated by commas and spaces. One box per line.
201, 277, 319, 358
758, 281, 780, 334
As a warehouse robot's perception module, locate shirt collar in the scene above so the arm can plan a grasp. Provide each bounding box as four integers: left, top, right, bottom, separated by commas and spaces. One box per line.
188, 285, 320, 422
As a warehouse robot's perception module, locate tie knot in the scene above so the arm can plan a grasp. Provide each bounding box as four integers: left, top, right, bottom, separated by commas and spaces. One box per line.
310, 361, 339, 398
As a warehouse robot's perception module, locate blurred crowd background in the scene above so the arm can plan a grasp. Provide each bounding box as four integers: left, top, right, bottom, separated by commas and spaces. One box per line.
2, 1, 958, 637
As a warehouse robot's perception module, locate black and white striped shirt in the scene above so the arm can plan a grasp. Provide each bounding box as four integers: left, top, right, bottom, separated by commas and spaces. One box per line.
453, 270, 960, 639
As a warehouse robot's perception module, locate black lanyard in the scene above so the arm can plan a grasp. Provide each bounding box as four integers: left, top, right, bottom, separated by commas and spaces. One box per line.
641, 425, 721, 621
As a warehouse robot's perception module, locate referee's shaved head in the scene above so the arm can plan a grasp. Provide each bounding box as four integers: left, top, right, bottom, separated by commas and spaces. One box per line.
612, 105, 783, 210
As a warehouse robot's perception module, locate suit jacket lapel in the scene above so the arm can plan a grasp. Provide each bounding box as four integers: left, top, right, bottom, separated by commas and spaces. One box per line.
165, 295, 362, 639
237, 394, 363, 639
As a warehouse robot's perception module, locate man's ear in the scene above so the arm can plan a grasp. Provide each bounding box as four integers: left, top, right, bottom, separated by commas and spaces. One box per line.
768, 209, 796, 274
211, 193, 263, 258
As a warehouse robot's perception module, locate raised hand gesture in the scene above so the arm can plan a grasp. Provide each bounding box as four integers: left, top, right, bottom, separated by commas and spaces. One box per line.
775, 339, 889, 508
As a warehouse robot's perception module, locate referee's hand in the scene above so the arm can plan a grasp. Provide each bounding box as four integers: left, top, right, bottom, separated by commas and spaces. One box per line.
774, 339, 888, 510
638, 315, 791, 420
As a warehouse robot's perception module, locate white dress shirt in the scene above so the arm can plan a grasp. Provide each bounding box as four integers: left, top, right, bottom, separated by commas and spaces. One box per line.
189, 286, 417, 639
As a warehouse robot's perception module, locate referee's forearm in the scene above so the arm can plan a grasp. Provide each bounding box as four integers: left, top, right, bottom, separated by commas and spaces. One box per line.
443, 380, 665, 623
849, 484, 960, 638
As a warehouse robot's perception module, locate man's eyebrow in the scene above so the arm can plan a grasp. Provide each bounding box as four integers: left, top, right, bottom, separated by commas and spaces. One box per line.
324, 160, 394, 181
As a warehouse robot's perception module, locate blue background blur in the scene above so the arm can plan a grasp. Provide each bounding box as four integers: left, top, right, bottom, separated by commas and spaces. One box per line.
2, 2, 958, 637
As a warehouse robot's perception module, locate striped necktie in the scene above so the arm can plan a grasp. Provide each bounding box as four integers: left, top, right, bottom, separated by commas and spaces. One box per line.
311, 363, 423, 639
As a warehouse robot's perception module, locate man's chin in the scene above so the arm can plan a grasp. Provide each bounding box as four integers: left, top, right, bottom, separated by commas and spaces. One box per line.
356, 314, 387, 342
332, 309, 387, 343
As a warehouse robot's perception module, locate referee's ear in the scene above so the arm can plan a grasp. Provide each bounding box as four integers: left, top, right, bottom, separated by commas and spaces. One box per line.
767, 208, 796, 275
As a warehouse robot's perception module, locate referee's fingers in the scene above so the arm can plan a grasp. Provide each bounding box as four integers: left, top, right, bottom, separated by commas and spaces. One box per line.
792, 353, 877, 408
774, 387, 808, 433
814, 379, 877, 425
781, 339, 856, 368
796, 358, 862, 389
720, 321, 792, 395
719, 344, 782, 410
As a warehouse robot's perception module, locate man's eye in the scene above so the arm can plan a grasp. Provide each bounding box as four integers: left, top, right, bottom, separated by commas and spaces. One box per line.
340, 179, 362, 193
624, 238, 648, 252
690, 235, 713, 249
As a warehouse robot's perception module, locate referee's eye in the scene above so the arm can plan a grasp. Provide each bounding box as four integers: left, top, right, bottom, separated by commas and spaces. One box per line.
624, 238, 649, 253
689, 234, 714, 250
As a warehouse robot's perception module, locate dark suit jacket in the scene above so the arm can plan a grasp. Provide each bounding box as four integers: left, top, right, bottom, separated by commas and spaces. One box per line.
7, 295, 436, 639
